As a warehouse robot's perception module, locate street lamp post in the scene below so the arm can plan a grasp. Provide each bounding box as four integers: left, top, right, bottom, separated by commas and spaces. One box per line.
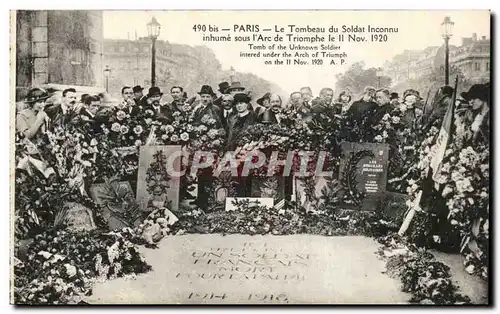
441, 16, 454, 85
376, 68, 383, 88
103, 65, 111, 92
147, 16, 161, 87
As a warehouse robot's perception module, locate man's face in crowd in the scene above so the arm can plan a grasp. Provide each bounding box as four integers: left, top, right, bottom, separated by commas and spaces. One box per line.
235, 102, 248, 113
270, 94, 282, 113
134, 90, 143, 100
290, 93, 302, 106
122, 88, 134, 102
221, 97, 233, 110
300, 89, 312, 102
89, 100, 101, 115
376, 92, 390, 106
320, 90, 334, 105
149, 94, 161, 106
63, 91, 77, 107
200, 94, 213, 105
171, 88, 182, 101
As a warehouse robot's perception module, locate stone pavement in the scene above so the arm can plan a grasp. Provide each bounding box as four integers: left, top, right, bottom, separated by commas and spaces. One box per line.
85, 234, 410, 304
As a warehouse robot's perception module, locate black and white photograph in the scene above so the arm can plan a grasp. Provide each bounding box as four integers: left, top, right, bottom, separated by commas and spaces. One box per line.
10, 9, 491, 305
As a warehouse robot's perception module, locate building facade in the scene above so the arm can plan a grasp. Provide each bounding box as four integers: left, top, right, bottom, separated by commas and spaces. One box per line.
15, 10, 104, 99
383, 33, 490, 86
449, 34, 490, 84
103, 38, 222, 97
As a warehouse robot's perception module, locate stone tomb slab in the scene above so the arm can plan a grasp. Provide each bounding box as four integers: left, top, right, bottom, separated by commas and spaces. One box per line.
85, 234, 409, 304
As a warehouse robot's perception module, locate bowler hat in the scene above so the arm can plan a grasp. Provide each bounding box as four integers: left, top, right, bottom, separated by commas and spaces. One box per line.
257, 92, 271, 105
227, 81, 246, 92
461, 84, 489, 102
218, 82, 230, 94
25, 88, 50, 103
233, 92, 251, 104
198, 85, 216, 96
133, 85, 144, 93
147, 86, 163, 97
390, 92, 399, 100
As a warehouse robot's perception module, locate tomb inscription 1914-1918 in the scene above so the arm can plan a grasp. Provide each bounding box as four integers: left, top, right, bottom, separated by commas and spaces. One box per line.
86, 234, 409, 304
338, 142, 389, 211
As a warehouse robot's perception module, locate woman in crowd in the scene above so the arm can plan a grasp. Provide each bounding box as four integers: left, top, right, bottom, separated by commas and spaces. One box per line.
334, 90, 352, 115
227, 93, 258, 150
16, 88, 51, 140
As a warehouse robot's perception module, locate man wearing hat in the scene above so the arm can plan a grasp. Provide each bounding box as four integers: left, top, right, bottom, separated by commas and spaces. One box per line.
133, 85, 146, 107
192, 85, 223, 129
214, 81, 230, 108
258, 93, 283, 125
16, 88, 51, 139
390, 92, 399, 106
144, 86, 169, 120
218, 94, 236, 132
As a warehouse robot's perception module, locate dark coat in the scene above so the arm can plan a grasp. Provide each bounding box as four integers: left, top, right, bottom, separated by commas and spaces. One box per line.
347, 98, 378, 122
227, 111, 258, 150
125, 104, 142, 117
192, 103, 223, 129
370, 103, 396, 126
143, 103, 171, 122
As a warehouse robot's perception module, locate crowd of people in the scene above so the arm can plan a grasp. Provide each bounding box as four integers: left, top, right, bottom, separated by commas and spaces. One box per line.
16, 78, 490, 152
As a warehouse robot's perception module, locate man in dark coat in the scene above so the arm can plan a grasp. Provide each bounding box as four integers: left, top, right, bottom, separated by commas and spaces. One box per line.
119, 86, 142, 117
133, 85, 147, 107
258, 93, 283, 124
218, 94, 236, 132
192, 85, 223, 129
213, 81, 230, 108
141, 87, 170, 121
346, 86, 377, 123
311, 87, 336, 120
370, 88, 395, 126
161, 86, 187, 123
45, 88, 80, 127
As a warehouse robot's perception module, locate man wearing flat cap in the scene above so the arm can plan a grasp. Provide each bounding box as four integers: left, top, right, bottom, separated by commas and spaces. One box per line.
192, 85, 223, 129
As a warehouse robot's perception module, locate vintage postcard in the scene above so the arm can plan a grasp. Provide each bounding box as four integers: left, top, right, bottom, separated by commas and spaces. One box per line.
11, 10, 490, 305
